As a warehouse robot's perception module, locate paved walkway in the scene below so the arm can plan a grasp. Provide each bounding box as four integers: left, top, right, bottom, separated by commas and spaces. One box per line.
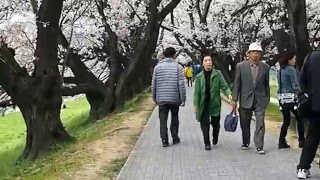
117, 87, 320, 180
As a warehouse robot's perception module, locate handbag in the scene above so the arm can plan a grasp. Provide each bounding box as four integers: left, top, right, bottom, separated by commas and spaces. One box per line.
278, 68, 298, 110
224, 110, 238, 132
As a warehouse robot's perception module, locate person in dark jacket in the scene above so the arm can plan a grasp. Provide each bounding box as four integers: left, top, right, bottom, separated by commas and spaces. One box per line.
151, 47, 186, 147
296, 50, 320, 179
277, 51, 305, 149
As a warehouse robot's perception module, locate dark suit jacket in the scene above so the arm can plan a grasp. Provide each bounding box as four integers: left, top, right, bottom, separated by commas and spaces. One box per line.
232, 60, 270, 109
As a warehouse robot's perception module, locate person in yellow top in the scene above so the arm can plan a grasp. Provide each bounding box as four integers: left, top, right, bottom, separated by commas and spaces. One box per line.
185, 64, 193, 87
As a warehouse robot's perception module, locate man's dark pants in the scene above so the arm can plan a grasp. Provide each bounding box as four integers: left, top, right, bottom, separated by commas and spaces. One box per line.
159, 104, 180, 142
297, 111, 320, 170
239, 101, 266, 149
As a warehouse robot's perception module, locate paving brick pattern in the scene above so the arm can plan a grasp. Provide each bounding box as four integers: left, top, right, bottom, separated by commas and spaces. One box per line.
117, 88, 320, 180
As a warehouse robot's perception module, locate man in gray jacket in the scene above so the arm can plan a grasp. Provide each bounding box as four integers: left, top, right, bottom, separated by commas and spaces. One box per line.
232, 43, 270, 154
152, 47, 186, 147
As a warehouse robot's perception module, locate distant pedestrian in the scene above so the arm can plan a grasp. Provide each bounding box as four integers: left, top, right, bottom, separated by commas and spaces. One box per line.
194, 55, 232, 150
151, 47, 186, 147
296, 50, 320, 179
185, 64, 193, 87
232, 42, 270, 155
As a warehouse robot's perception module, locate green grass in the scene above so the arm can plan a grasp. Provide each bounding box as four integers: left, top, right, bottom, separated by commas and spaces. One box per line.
0, 90, 152, 179
0, 112, 26, 173
266, 103, 282, 122
0, 97, 90, 176
270, 74, 279, 99
267, 72, 281, 122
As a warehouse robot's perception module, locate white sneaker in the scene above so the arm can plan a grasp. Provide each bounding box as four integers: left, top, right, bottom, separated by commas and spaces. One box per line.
257, 148, 265, 155
297, 169, 311, 179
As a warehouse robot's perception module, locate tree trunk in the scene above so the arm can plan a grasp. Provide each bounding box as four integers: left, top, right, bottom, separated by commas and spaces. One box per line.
66, 52, 112, 121
19, 106, 32, 158
85, 93, 110, 120
286, 0, 312, 69
97, 0, 181, 110
30, 0, 74, 160
114, 24, 160, 108
272, 29, 293, 54
55, 26, 114, 120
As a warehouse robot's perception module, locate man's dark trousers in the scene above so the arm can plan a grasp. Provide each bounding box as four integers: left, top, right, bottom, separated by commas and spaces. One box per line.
297, 112, 320, 170
239, 101, 266, 149
159, 104, 180, 142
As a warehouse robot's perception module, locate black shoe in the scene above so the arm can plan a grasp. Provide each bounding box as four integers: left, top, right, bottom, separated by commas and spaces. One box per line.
241, 144, 249, 150
257, 148, 265, 154
279, 141, 291, 149
205, 144, 211, 150
162, 140, 169, 147
212, 138, 218, 145
173, 138, 180, 145
299, 141, 305, 148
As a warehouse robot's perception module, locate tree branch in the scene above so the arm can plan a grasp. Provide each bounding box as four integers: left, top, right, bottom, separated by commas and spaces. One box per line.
195, 0, 202, 20
30, 0, 38, 14
312, 25, 320, 41
63, 77, 79, 84
95, 0, 117, 37
231, 0, 262, 17
188, 1, 196, 30
57, 26, 70, 49
201, 0, 213, 23
158, 0, 181, 21
124, 0, 144, 22
0, 43, 25, 74
61, 84, 99, 96
261, 36, 275, 50
160, 25, 174, 32
0, 99, 13, 108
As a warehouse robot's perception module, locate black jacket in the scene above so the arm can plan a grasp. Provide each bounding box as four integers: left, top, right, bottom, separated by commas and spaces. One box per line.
299, 50, 320, 112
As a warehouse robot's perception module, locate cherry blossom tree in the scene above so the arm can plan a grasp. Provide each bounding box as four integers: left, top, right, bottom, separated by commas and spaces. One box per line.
0, 0, 74, 160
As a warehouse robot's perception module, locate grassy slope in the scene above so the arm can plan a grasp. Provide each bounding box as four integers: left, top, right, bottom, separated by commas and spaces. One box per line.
0, 91, 151, 179
269, 71, 279, 100
266, 103, 282, 122
0, 97, 90, 176
266, 71, 282, 122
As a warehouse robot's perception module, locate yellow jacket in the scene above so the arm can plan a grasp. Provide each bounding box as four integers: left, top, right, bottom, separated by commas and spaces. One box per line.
185, 67, 193, 78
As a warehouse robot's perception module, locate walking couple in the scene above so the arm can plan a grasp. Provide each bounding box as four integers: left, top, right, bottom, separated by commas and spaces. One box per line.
152, 45, 270, 153
193, 42, 271, 153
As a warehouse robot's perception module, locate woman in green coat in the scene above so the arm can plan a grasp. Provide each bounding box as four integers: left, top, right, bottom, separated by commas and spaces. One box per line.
194, 56, 232, 150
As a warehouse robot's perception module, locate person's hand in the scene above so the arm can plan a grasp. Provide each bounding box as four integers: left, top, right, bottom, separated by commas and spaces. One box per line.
231, 101, 237, 110
194, 106, 198, 113
180, 102, 185, 107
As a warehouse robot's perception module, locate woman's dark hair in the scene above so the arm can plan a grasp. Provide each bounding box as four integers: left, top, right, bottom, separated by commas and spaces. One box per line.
163, 47, 176, 58
279, 50, 295, 68
201, 54, 212, 62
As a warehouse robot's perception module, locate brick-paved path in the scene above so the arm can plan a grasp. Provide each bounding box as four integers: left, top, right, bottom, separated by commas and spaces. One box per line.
117, 88, 320, 180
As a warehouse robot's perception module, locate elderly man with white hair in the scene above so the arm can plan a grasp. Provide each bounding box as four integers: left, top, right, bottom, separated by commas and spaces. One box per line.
232, 42, 270, 154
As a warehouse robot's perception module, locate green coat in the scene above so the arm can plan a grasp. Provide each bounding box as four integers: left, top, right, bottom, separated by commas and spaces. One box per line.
193, 69, 232, 121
